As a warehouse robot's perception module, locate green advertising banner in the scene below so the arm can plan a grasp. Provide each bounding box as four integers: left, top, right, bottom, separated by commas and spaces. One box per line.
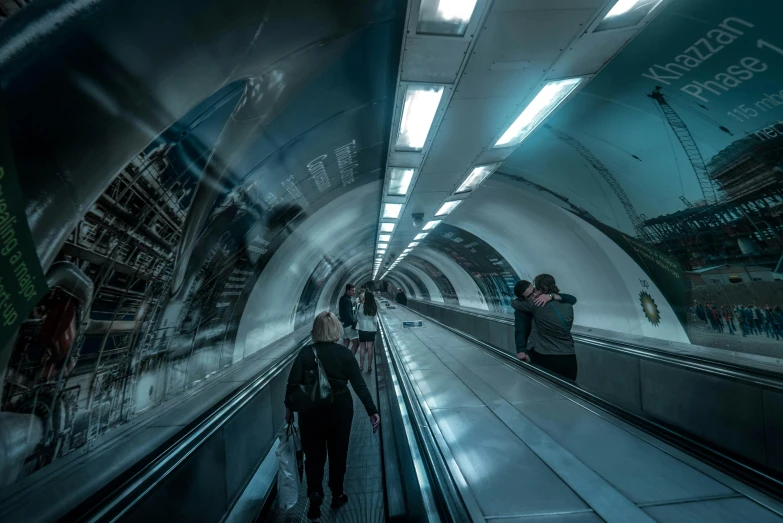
584, 217, 688, 329
0, 98, 47, 343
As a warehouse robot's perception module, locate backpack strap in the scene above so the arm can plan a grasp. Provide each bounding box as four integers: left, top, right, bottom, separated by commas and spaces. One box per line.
549, 302, 568, 329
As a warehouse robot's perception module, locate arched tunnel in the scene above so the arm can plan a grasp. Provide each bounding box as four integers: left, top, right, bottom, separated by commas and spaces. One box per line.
1, 0, 783, 521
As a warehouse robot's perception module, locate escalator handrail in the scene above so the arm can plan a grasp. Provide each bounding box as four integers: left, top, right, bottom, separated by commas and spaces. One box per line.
378, 312, 478, 523
76, 336, 311, 522
400, 303, 783, 505
407, 298, 783, 391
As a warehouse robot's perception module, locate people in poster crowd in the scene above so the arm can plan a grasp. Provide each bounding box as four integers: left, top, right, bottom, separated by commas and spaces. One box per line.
355, 291, 379, 372
338, 283, 360, 354
512, 274, 578, 381
694, 301, 783, 340
285, 312, 380, 521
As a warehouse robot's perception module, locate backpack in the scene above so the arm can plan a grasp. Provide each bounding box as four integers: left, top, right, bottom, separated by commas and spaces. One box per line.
285, 345, 333, 412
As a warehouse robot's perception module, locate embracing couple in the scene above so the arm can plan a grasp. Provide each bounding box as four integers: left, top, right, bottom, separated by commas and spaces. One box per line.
512, 274, 578, 381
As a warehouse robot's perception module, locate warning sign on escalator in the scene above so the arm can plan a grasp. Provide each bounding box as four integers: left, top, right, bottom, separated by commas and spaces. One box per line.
0, 96, 47, 344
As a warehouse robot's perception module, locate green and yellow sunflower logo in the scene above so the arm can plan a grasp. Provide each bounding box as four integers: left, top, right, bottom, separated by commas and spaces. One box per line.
640, 290, 660, 326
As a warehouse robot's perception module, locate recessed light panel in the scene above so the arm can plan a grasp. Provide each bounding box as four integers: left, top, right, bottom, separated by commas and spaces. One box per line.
494, 78, 583, 148
435, 200, 462, 216
388, 168, 415, 196
423, 220, 441, 231
414, 233, 428, 240
417, 0, 478, 36
396, 85, 445, 151
595, 0, 662, 31
456, 163, 500, 193
383, 203, 403, 219
381, 222, 395, 233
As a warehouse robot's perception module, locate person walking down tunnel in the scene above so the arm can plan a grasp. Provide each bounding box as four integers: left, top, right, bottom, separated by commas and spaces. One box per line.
339, 283, 360, 356
395, 287, 407, 305
356, 291, 379, 372
512, 274, 578, 381
285, 312, 381, 521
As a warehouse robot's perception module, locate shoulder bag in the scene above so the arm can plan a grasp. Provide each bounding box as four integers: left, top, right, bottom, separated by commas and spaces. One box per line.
286, 345, 334, 412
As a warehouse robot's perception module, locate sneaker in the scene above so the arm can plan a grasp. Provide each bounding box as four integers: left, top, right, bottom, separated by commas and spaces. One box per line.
307, 493, 323, 521
331, 493, 349, 509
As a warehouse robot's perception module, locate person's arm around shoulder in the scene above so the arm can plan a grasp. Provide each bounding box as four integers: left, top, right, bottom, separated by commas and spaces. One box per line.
534, 292, 577, 306
343, 347, 381, 431
511, 298, 534, 313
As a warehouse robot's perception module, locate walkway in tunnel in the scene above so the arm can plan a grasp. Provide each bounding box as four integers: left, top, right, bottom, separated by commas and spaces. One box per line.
379, 306, 783, 523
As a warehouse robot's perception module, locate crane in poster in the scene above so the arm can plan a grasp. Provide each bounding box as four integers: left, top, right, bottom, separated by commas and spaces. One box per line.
648, 86, 721, 206
545, 124, 649, 240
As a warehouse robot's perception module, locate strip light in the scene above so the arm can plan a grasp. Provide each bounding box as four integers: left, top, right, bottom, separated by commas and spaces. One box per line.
379, 234, 391, 242
418, 0, 478, 36
377, 243, 388, 249
414, 233, 428, 240
381, 222, 395, 232
494, 78, 583, 148
388, 168, 415, 196
408, 242, 419, 248
422, 220, 441, 231
383, 203, 403, 219
596, 0, 662, 31
456, 163, 500, 193
435, 200, 461, 216
396, 85, 445, 151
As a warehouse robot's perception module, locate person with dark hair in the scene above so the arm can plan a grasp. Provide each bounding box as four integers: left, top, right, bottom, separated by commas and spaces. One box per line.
285, 312, 380, 521
356, 291, 378, 372
339, 283, 359, 354
512, 274, 578, 380
513, 279, 577, 359
395, 287, 408, 306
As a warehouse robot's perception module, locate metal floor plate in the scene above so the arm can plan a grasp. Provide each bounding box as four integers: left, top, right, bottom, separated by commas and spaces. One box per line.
380, 307, 783, 523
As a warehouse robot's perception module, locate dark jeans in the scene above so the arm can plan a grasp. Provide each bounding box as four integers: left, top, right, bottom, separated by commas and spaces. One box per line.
299, 392, 354, 498
530, 350, 578, 381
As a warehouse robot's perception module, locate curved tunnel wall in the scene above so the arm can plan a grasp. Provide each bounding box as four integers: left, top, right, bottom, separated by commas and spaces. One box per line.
2, 0, 778, 494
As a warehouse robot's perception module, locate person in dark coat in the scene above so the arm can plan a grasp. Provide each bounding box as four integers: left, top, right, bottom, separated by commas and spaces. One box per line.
512, 274, 578, 381
285, 312, 380, 521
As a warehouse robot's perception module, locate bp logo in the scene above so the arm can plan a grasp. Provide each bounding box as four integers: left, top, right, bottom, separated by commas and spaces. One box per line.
640, 290, 660, 326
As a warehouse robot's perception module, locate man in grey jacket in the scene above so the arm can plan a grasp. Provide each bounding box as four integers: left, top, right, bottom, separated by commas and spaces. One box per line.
512, 274, 577, 380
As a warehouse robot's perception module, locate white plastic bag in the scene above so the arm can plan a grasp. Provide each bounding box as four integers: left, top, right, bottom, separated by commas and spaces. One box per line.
275, 423, 301, 510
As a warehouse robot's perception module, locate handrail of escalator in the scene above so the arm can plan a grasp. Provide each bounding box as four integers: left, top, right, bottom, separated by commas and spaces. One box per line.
406, 298, 783, 390
397, 300, 783, 503
377, 312, 475, 523
71, 336, 312, 522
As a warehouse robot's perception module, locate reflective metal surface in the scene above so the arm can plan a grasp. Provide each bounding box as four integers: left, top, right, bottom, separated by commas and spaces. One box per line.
380, 305, 783, 522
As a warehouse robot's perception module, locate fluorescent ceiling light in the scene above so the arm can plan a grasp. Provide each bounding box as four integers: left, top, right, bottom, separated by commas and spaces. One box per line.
423, 220, 441, 231
383, 203, 403, 218
379, 234, 391, 242
388, 168, 415, 196
414, 233, 428, 240
396, 85, 445, 151
456, 163, 500, 193
403, 248, 412, 253
377, 243, 388, 249
408, 242, 419, 248
494, 78, 583, 148
435, 200, 462, 216
381, 222, 395, 232
596, 0, 662, 31
377, 249, 386, 254
418, 0, 477, 36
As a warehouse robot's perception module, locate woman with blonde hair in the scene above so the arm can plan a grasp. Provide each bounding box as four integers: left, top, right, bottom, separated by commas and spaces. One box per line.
285, 311, 380, 521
